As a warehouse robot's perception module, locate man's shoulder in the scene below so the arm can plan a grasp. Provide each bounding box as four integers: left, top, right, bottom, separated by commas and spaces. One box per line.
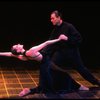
63, 21, 72, 26
63, 21, 73, 28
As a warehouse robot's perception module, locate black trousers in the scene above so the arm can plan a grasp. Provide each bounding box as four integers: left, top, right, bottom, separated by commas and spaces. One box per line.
51, 47, 99, 85
37, 54, 81, 93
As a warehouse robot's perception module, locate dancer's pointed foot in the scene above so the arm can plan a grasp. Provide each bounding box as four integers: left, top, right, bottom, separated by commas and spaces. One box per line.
19, 88, 31, 97
79, 85, 89, 91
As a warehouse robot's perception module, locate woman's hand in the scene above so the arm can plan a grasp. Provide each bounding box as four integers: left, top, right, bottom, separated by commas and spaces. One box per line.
59, 34, 68, 40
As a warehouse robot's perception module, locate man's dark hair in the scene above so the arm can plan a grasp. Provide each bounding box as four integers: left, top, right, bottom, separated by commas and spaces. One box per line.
51, 10, 62, 18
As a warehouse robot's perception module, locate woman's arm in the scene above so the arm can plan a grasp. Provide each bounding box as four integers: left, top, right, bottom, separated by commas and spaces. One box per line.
29, 38, 60, 52
0, 52, 12, 57
30, 34, 68, 52
0, 52, 28, 61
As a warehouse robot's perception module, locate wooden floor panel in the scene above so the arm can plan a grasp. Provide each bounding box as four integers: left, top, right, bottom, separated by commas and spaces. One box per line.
0, 65, 99, 99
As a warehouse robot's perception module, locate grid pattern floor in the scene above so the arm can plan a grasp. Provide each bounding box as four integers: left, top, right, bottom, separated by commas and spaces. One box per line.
0, 65, 99, 99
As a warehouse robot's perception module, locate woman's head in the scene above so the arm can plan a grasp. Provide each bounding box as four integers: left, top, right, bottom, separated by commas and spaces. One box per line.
11, 44, 25, 55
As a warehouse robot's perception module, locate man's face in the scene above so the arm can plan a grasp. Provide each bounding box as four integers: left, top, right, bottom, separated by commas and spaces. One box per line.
50, 13, 60, 25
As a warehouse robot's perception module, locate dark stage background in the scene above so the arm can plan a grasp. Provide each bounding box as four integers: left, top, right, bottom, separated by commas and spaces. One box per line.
0, 1, 100, 69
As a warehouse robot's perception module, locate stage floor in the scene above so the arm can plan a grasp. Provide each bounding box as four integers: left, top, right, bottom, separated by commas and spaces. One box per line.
0, 65, 99, 99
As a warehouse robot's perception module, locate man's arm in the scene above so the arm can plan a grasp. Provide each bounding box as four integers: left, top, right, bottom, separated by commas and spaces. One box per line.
67, 24, 82, 45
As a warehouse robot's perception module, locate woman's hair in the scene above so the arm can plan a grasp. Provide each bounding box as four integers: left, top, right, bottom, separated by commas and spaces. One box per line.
11, 45, 27, 56
11, 47, 22, 55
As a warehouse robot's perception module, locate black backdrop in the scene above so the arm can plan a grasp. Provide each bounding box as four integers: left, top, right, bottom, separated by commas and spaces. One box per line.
0, 1, 100, 69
